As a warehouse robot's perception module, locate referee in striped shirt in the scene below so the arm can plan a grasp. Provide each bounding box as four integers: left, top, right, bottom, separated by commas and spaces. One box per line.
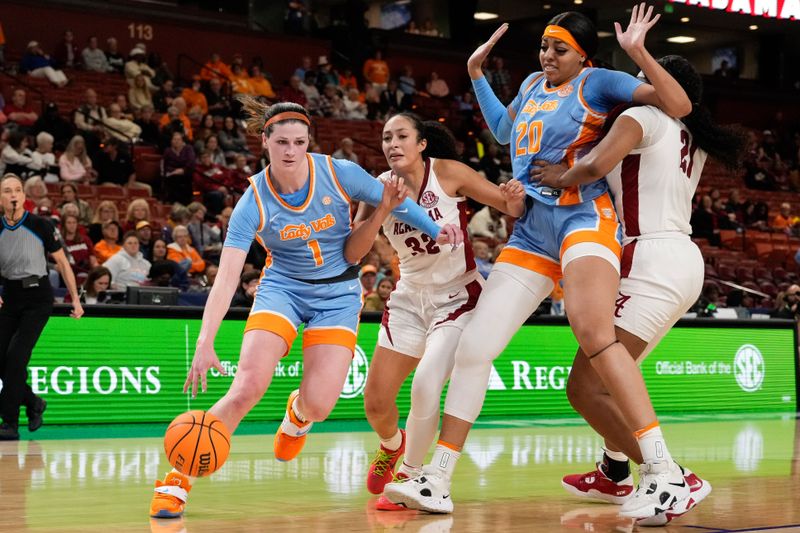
0, 173, 83, 440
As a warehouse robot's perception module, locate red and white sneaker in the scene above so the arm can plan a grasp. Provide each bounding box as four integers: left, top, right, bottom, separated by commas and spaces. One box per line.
562, 463, 634, 505
376, 470, 413, 511
366, 429, 406, 495
636, 465, 712, 527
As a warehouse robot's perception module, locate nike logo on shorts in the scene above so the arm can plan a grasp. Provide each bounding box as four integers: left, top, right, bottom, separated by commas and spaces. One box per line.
448, 292, 460, 299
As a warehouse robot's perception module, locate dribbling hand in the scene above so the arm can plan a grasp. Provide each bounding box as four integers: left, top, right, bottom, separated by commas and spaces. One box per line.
184, 343, 227, 398
436, 223, 463, 249
468, 23, 509, 79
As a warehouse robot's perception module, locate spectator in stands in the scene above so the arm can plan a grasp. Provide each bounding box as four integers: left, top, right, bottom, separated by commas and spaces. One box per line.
713, 59, 735, 78
398, 65, 417, 97
724, 188, 747, 222
364, 277, 394, 312
420, 18, 441, 37
343, 88, 368, 120
692, 283, 721, 317
88, 200, 119, 243
195, 114, 218, 151
59, 182, 92, 225
134, 105, 159, 146
187, 201, 222, 259
380, 79, 408, 117
125, 47, 156, 89
152, 78, 176, 113
128, 74, 154, 111
94, 220, 122, 264
61, 213, 97, 278
30, 132, 60, 183
197, 135, 225, 166
162, 132, 196, 204
199, 53, 233, 82
203, 263, 219, 288
162, 204, 190, 243
203, 78, 231, 117
104, 231, 151, 288
479, 142, 504, 185
363, 82, 381, 120
332, 137, 359, 164
294, 55, 313, 80
4, 89, 38, 133
743, 200, 769, 231
248, 65, 276, 99
53, 30, 79, 68
181, 79, 208, 118
339, 68, 358, 92
151, 238, 168, 263
280, 75, 307, 107
136, 221, 154, 261
231, 270, 260, 307
772, 202, 798, 232
316, 56, 338, 91
690, 195, 720, 245
230, 64, 254, 96
468, 205, 507, 242
167, 224, 205, 274
59, 135, 96, 183
771, 285, 800, 319
82, 36, 113, 73
80, 267, 112, 304
363, 50, 390, 93
487, 56, 512, 103
20, 41, 68, 87
95, 137, 136, 188
74, 88, 107, 140
426, 71, 449, 98
194, 149, 230, 213
31, 102, 73, 151
218, 116, 247, 156
149, 52, 174, 88
229, 153, 251, 186
159, 102, 193, 141
105, 37, 124, 73
1, 130, 36, 178
359, 264, 377, 297
124, 199, 150, 233
114, 94, 136, 120
473, 240, 493, 279
104, 103, 142, 142
21, 176, 48, 213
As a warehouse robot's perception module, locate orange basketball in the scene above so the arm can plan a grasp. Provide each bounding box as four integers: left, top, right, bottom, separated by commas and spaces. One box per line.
164, 410, 231, 477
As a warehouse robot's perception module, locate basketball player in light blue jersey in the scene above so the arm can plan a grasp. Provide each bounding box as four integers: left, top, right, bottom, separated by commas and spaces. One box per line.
384, 4, 699, 523
150, 99, 462, 519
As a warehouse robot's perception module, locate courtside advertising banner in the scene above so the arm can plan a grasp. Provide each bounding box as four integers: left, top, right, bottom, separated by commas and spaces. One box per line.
25, 315, 797, 424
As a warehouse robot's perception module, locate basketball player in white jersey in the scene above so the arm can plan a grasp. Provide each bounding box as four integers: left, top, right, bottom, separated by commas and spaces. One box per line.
344, 113, 525, 506
533, 55, 745, 525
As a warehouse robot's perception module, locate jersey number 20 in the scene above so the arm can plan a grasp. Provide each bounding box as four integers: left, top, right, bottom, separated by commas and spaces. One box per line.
515, 120, 543, 156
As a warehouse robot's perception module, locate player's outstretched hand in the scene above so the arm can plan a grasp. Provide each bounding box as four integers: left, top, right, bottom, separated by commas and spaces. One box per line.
530, 160, 568, 188
436, 223, 463, 248
468, 23, 509, 79
615, 3, 660, 54
184, 343, 227, 398
381, 173, 409, 212
499, 179, 526, 217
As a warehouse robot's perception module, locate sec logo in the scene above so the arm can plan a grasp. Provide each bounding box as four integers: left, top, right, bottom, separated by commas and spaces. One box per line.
734, 344, 764, 393
340, 345, 369, 399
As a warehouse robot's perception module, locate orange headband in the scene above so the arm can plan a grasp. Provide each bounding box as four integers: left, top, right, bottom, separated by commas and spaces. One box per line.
264, 111, 311, 130
543, 25, 592, 67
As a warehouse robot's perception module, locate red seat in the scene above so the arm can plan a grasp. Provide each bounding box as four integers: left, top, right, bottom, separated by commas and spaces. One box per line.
735, 266, 754, 282
96, 184, 126, 200
772, 266, 788, 282
127, 187, 150, 198
717, 264, 736, 280
134, 154, 163, 186
704, 264, 718, 278
754, 266, 772, 282
760, 281, 778, 297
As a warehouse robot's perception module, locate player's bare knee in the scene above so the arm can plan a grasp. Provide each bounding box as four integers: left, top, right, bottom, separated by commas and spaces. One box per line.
571, 321, 615, 358
363, 386, 392, 420
300, 397, 335, 422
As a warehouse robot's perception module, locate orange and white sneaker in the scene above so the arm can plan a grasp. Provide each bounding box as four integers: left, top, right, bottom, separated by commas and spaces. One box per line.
150, 471, 192, 518
274, 389, 313, 462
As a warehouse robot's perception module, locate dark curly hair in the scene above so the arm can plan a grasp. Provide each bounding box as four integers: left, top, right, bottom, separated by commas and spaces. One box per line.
387, 112, 459, 160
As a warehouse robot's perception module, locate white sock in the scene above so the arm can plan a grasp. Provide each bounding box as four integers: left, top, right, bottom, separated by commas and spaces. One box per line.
397, 461, 423, 478
171, 468, 196, 484
291, 397, 307, 424
604, 448, 629, 462
431, 441, 461, 482
380, 429, 403, 452
636, 424, 672, 464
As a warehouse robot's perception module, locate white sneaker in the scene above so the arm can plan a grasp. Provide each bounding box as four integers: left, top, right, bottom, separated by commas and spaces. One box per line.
636, 465, 712, 527
619, 461, 689, 519
382, 467, 453, 514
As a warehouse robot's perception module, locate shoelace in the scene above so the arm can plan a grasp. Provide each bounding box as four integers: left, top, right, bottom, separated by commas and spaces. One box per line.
371, 449, 396, 477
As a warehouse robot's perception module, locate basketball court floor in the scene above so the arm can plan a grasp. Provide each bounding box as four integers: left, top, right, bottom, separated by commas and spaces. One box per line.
0, 414, 797, 532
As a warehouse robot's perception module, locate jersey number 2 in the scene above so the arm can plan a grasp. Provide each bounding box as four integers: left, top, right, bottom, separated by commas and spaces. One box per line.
307, 239, 324, 266
515, 120, 543, 157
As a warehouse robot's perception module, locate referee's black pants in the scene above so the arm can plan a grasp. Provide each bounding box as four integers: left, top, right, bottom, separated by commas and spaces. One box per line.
0, 283, 52, 428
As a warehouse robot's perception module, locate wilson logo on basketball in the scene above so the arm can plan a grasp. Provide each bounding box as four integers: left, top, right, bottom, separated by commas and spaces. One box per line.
419, 191, 439, 209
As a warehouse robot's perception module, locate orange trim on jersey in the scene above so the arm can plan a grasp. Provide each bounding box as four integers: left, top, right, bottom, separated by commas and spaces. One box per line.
248, 176, 273, 267
558, 186, 582, 205
302, 327, 357, 351
245, 311, 297, 356
265, 153, 316, 212
633, 421, 660, 440
326, 155, 352, 203
437, 439, 462, 452
559, 194, 621, 261
495, 246, 562, 285
509, 73, 545, 122
577, 74, 608, 119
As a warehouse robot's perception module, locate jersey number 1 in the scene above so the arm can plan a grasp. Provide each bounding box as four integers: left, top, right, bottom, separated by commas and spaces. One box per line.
515, 120, 543, 157
307, 239, 324, 266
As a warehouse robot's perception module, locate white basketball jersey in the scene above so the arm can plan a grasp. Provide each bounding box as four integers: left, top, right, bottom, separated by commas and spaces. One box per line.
381, 158, 475, 286
605, 106, 708, 244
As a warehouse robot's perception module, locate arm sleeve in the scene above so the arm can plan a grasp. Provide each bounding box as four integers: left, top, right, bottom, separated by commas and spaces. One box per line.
471, 76, 513, 144
224, 186, 261, 251
620, 106, 667, 148
334, 159, 441, 238
584, 69, 643, 112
